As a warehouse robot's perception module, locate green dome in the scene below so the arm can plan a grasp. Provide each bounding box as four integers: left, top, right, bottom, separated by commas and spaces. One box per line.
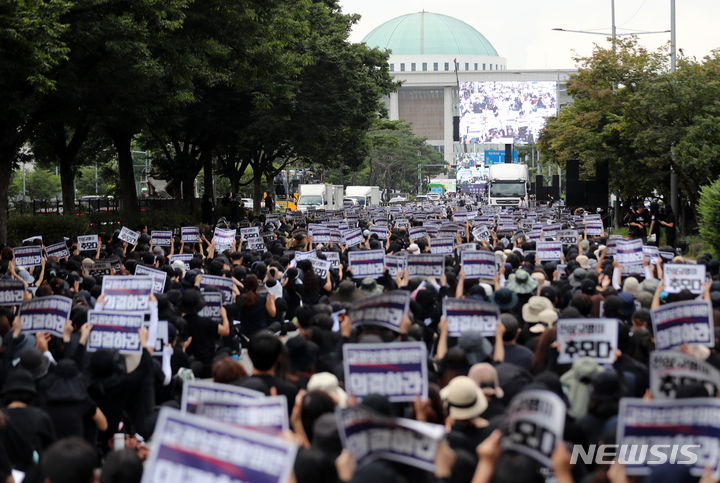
362, 12, 499, 56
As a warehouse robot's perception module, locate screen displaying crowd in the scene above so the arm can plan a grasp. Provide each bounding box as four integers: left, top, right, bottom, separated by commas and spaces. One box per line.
1, 195, 718, 483
459, 81, 558, 144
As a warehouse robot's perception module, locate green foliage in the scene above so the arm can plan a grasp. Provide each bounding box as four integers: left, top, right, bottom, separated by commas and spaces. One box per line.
8, 169, 61, 200
697, 177, 720, 257
7, 215, 89, 246
75, 165, 113, 197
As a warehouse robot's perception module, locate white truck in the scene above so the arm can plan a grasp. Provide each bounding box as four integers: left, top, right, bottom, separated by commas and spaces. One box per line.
296, 184, 344, 212
488, 164, 529, 207
344, 186, 381, 207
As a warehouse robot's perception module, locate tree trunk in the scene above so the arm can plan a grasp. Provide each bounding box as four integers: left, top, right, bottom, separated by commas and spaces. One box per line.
0, 158, 11, 243
182, 173, 196, 211
59, 155, 75, 216
265, 171, 274, 212
252, 172, 263, 216
112, 133, 140, 226
202, 151, 214, 200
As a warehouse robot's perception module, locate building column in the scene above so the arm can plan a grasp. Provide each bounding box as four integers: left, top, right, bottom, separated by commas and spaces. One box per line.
389, 92, 399, 121
443, 86, 453, 163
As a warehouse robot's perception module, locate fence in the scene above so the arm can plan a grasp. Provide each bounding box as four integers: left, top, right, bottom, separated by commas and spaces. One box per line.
10, 198, 187, 216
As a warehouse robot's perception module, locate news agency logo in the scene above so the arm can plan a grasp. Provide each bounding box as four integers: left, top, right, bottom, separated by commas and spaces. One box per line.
570, 444, 701, 465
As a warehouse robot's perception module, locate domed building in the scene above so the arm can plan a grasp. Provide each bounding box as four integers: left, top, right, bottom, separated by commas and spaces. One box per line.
362, 12, 573, 166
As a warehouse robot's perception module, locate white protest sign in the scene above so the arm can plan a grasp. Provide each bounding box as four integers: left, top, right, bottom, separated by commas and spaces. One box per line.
100, 276, 153, 312
501, 390, 566, 468
336, 406, 445, 472
86, 311, 145, 353
45, 241, 70, 259
341, 228, 363, 247
348, 291, 410, 332
617, 398, 720, 478
343, 342, 428, 403
652, 300, 714, 350
616, 239, 644, 272
664, 263, 706, 295
169, 254, 193, 270
195, 396, 289, 433
240, 226, 260, 240
181, 380, 264, 413
0, 280, 24, 306
442, 297, 500, 337
13, 245, 43, 267
429, 237, 454, 255
142, 408, 298, 483
406, 254, 444, 278
347, 250, 385, 279
118, 227, 140, 245
213, 227, 235, 253
536, 241, 563, 261
151, 230, 172, 247
134, 265, 167, 294
19, 295, 72, 337
461, 250, 497, 280
309, 258, 332, 278
642, 245, 659, 266
556, 318, 619, 364
181, 226, 200, 243
384, 255, 407, 277
199, 275, 235, 303
77, 234, 99, 252
649, 350, 720, 399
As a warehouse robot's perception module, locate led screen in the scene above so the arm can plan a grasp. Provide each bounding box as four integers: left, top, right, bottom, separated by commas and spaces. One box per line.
459, 81, 557, 144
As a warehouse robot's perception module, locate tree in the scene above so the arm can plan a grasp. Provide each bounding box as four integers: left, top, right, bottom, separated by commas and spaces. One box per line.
9, 169, 61, 201
0, 0, 70, 241
698, 176, 720, 257
362, 120, 444, 194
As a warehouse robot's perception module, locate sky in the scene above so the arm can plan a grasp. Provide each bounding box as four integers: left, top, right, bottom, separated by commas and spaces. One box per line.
338, 0, 720, 69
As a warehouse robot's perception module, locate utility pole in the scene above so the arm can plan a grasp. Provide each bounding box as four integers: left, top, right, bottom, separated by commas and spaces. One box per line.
669, 0, 679, 223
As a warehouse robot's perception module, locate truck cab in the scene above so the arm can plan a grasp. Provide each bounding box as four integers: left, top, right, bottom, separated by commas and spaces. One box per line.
488, 164, 529, 207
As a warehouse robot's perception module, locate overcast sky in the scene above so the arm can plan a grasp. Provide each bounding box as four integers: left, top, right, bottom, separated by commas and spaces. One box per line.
339, 0, 720, 69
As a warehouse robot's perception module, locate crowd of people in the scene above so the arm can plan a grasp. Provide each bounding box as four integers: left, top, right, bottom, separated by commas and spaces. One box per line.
0, 196, 717, 483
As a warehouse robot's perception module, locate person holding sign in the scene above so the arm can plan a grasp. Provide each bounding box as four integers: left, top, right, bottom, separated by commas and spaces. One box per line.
238, 274, 276, 338
181, 289, 230, 378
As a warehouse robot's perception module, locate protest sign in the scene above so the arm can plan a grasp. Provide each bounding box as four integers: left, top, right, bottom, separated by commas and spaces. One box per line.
348, 291, 410, 332
45, 241, 70, 259
642, 245, 660, 265
472, 226, 490, 242
195, 396, 289, 433
181, 226, 200, 244
651, 300, 714, 350
585, 221, 604, 237
429, 237, 454, 255
198, 291, 223, 323
394, 218, 409, 229
169, 254, 193, 270
13, 246, 43, 268
606, 234, 622, 257
664, 263, 706, 294
558, 229, 579, 245
19, 295, 72, 337
438, 224, 460, 238
77, 234, 99, 252
348, 250, 385, 279
199, 275, 234, 303
213, 227, 236, 253
142, 408, 297, 483
617, 398, 720, 478
542, 223, 560, 239
246, 237, 265, 251
461, 250, 497, 280
118, 227, 140, 245
384, 255, 407, 277
341, 228, 363, 248
336, 406, 445, 472
87, 260, 112, 277
86, 311, 145, 353
151, 231, 172, 247
134, 265, 167, 294
181, 380, 264, 413
369, 224, 388, 238
308, 224, 330, 244
343, 342, 428, 402
22, 235, 42, 245
409, 226, 427, 241
240, 226, 260, 241
456, 242, 476, 253
526, 230, 541, 241
556, 318, 619, 364
321, 251, 340, 269
659, 250, 675, 263
501, 390, 566, 468
0, 280, 24, 306
293, 250, 316, 263
616, 239, 644, 272
442, 298, 500, 337
536, 241, 563, 262
649, 350, 720, 399
309, 258, 332, 278
101, 276, 152, 312
406, 254, 444, 278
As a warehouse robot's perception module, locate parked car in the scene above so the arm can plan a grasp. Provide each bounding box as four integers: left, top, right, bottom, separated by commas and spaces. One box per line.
414, 195, 429, 202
